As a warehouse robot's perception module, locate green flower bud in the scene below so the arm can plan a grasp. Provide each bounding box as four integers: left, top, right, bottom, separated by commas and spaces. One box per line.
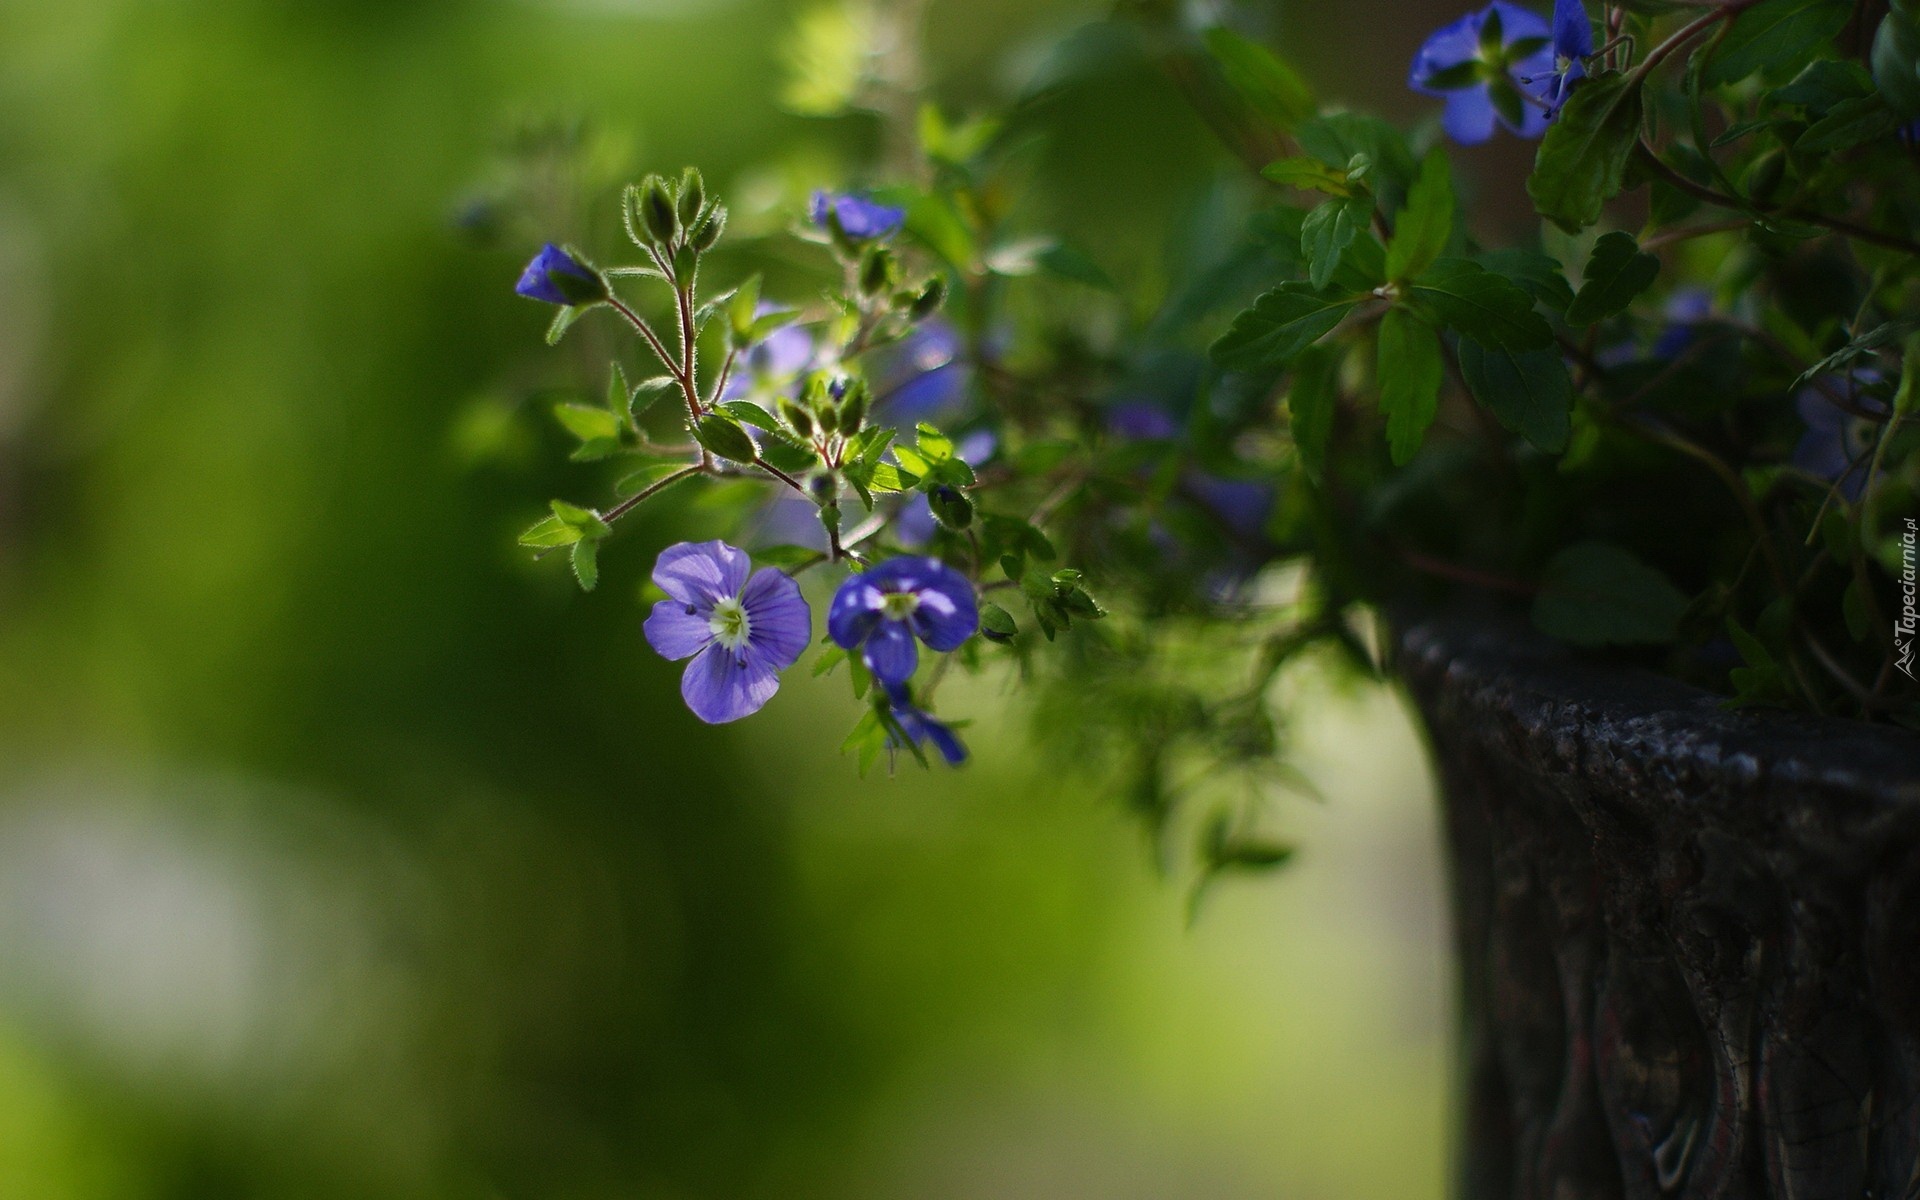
806, 469, 837, 504
692, 413, 756, 463
779, 397, 815, 438
928, 484, 973, 531
835, 378, 870, 434
642, 176, 679, 246
677, 167, 706, 227
858, 245, 897, 296
910, 276, 948, 320
690, 205, 727, 252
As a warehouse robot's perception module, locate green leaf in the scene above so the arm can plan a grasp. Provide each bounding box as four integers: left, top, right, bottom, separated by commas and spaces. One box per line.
718, 401, 785, 431
1795, 94, 1897, 152
518, 515, 582, 549
1565, 231, 1659, 326
1407, 258, 1552, 352
1527, 73, 1645, 234
627, 375, 676, 422
1705, 0, 1851, 88
915, 423, 953, 462
549, 499, 610, 539
1386, 151, 1454, 282
1476, 249, 1575, 312
1532, 542, 1689, 646
692, 414, 758, 463
569, 538, 599, 592
1286, 345, 1340, 479
1378, 309, 1443, 466
1301, 196, 1369, 291
1261, 156, 1354, 195
1211, 283, 1358, 372
979, 602, 1018, 640
545, 304, 590, 346
1202, 27, 1315, 131
1455, 341, 1572, 453
614, 462, 697, 498
554, 402, 623, 443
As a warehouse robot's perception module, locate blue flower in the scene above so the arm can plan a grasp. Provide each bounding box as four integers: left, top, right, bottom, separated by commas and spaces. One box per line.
1540, 0, 1594, 118
828, 557, 979, 685
721, 310, 817, 404
1409, 2, 1557, 145
883, 692, 968, 766
810, 190, 907, 241
643, 540, 812, 724
872, 319, 969, 423
514, 243, 605, 306
1794, 371, 1887, 502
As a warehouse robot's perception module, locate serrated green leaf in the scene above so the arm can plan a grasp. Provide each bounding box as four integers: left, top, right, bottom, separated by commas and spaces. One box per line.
1378, 309, 1443, 465
1527, 73, 1644, 234
1705, 0, 1851, 88
1455, 341, 1572, 453
1286, 344, 1340, 479
1532, 542, 1689, 646
1386, 151, 1454, 282
1475, 249, 1575, 312
1565, 231, 1659, 326
1211, 283, 1358, 372
1795, 94, 1897, 151
1407, 258, 1552, 352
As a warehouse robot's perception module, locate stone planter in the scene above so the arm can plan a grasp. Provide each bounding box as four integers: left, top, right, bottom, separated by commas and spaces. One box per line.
1395, 613, 1920, 1200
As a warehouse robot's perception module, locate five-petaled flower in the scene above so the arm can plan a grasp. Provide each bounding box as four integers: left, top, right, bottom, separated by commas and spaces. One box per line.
1539, 0, 1593, 119
883, 690, 968, 766
829, 557, 979, 686
810, 190, 907, 241
1409, 2, 1564, 145
644, 540, 812, 724
514, 243, 606, 307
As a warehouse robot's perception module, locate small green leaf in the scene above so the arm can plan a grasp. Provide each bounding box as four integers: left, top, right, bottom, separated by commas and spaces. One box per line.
1795, 94, 1897, 152
1211, 283, 1358, 372
719, 401, 785, 431
1475, 249, 1575, 313
979, 602, 1018, 641
545, 304, 590, 346
1378, 308, 1443, 465
1386, 151, 1455, 282
1527, 73, 1645, 234
915, 423, 953, 462
549, 499, 610, 539
1407, 258, 1552, 352
1565, 232, 1659, 326
518, 515, 581, 549
1455, 341, 1572, 454
1532, 542, 1689, 646
1705, 0, 1851, 88
569, 538, 599, 591
554, 402, 623, 443
1301, 196, 1370, 291
1262, 156, 1353, 195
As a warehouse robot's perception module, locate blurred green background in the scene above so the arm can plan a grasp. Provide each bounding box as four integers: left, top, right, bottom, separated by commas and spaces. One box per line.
0, 0, 1452, 1195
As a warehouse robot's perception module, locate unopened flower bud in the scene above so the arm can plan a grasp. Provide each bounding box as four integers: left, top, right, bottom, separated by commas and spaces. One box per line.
779, 397, 815, 439
677, 167, 706, 226
928, 484, 973, 531
642, 176, 679, 245
910, 276, 948, 320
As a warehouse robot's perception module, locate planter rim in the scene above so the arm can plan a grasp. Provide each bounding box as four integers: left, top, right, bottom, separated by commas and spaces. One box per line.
1394, 610, 1920, 817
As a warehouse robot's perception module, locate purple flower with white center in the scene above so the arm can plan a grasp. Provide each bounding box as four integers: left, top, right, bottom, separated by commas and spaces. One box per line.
809, 190, 907, 241
643, 540, 812, 724
1794, 371, 1887, 502
1409, 2, 1557, 145
514, 243, 605, 307
828, 557, 979, 686
883, 692, 968, 766
1538, 0, 1593, 119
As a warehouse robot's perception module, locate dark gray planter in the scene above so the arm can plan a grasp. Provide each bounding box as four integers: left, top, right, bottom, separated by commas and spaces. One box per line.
1395, 614, 1920, 1200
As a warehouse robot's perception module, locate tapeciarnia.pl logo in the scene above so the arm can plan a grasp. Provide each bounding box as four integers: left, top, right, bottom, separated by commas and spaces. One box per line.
1899, 518, 1917, 681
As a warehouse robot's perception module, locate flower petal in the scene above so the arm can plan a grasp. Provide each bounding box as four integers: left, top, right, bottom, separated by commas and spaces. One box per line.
1409, 10, 1485, 93
828, 577, 884, 649
1441, 86, 1500, 145
906, 562, 978, 651
644, 599, 714, 661
862, 621, 919, 685
1553, 0, 1593, 59
680, 643, 781, 724
740, 567, 812, 668
653, 540, 752, 607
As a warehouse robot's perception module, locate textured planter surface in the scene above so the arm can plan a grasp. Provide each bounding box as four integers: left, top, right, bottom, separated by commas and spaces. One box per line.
1396, 614, 1920, 1200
